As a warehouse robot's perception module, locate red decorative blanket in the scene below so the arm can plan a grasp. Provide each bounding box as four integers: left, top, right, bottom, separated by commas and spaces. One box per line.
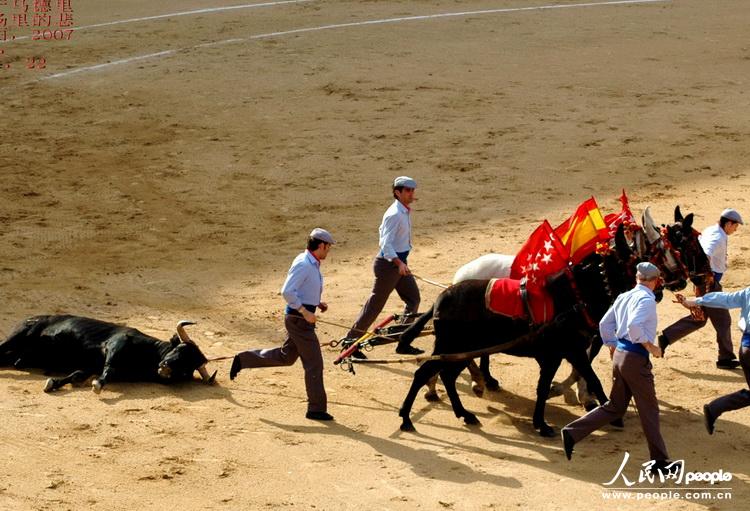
485, 278, 555, 325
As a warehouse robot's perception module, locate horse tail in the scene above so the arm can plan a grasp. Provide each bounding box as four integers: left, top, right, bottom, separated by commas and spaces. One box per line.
399, 305, 434, 345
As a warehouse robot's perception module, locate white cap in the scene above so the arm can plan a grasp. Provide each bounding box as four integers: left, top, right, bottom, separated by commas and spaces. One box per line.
309, 228, 335, 244
721, 208, 743, 225
393, 176, 417, 189
636, 262, 660, 280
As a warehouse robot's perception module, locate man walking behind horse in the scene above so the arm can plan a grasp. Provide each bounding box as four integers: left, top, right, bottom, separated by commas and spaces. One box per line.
345, 176, 423, 355
562, 262, 675, 473
659, 208, 743, 369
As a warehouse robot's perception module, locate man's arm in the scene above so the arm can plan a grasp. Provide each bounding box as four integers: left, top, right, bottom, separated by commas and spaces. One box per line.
380, 212, 410, 275
281, 263, 317, 323
599, 304, 618, 347
379, 212, 401, 262
701, 228, 724, 271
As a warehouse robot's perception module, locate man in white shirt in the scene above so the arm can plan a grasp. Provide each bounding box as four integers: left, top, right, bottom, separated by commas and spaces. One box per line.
562, 263, 673, 472
659, 209, 743, 369
345, 177, 422, 354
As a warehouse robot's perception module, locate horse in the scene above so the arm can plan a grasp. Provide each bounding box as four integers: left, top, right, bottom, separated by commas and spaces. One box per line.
549, 206, 713, 408
397, 227, 648, 436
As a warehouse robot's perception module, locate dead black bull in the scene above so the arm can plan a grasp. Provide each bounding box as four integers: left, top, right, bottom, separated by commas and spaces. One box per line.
0, 315, 217, 393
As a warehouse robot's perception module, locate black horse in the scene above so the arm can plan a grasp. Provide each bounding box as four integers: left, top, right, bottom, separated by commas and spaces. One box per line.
548, 206, 712, 408
397, 240, 633, 436
396, 216, 708, 436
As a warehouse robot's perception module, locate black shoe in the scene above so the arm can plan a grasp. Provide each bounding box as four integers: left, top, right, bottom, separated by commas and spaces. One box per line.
229, 355, 241, 381
561, 429, 575, 460
716, 359, 741, 370
396, 344, 424, 355
609, 418, 624, 429
703, 404, 716, 435
306, 411, 334, 421
658, 334, 669, 354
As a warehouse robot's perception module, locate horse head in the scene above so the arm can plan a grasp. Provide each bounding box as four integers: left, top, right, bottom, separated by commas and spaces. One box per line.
641, 206, 704, 293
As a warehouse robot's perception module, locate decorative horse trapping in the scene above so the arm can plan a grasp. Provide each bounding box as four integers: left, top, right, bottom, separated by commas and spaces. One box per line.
485, 277, 555, 325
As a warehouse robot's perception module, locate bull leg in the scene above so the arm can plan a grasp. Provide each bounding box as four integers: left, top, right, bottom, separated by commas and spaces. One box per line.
533, 356, 563, 437
92, 365, 115, 394
467, 360, 486, 397
479, 355, 501, 391
44, 370, 92, 393
400, 360, 443, 432
441, 363, 480, 426
424, 374, 441, 402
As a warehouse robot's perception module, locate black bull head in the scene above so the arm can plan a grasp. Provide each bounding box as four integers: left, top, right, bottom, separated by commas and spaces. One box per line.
157, 321, 218, 384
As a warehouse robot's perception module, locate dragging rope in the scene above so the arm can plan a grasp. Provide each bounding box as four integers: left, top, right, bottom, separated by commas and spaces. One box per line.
338, 329, 536, 374
412, 274, 450, 289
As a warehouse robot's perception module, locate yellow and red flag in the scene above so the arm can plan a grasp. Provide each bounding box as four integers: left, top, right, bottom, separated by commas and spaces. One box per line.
554, 197, 610, 264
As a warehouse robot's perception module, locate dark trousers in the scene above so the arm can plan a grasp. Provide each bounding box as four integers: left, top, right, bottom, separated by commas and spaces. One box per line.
662, 281, 735, 361
562, 350, 669, 461
346, 256, 420, 339
236, 315, 327, 413
705, 346, 750, 420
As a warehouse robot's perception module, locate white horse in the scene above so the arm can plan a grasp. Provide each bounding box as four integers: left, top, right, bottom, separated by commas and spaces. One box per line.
452, 254, 514, 284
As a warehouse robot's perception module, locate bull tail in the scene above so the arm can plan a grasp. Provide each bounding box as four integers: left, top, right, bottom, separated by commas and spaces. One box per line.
399, 306, 434, 345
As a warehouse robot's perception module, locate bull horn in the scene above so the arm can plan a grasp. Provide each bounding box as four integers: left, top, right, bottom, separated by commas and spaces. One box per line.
197, 364, 217, 384
176, 320, 197, 345
642, 207, 661, 244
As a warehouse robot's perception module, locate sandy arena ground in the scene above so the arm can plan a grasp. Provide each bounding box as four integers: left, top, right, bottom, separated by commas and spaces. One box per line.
2, 0, 750, 509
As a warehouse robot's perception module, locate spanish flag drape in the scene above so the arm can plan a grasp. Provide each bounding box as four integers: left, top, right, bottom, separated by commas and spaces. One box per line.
554, 197, 610, 264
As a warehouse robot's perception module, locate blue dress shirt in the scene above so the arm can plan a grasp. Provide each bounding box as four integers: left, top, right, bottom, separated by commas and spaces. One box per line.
281, 250, 323, 313
599, 284, 658, 349
379, 200, 412, 262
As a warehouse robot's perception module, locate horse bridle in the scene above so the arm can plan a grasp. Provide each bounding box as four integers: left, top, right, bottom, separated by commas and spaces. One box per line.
642, 227, 690, 290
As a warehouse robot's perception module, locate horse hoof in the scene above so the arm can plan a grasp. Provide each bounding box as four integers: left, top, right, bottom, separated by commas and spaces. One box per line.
400, 420, 415, 432
485, 379, 501, 392
548, 383, 564, 398
584, 401, 598, 412
43, 378, 55, 393
471, 384, 485, 397
424, 390, 441, 402
463, 413, 480, 426
537, 424, 556, 437
92, 380, 103, 394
